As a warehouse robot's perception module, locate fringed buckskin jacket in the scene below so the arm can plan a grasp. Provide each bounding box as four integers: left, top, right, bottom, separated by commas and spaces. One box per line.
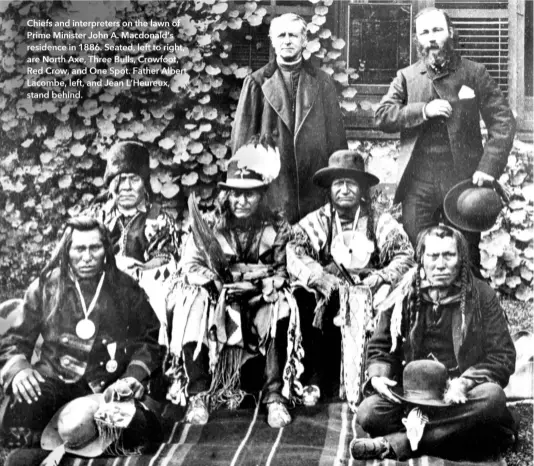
166, 214, 303, 406
366, 272, 516, 389
287, 203, 415, 300
0, 269, 162, 393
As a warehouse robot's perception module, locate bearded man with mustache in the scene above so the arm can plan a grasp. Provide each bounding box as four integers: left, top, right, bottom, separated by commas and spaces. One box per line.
375, 8, 516, 273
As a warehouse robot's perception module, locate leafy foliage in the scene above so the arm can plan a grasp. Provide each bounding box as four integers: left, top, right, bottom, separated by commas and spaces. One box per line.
480, 140, 534, 301
0, 0, 351, 289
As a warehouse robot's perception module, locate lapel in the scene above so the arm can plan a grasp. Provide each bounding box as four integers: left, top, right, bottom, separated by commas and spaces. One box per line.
412, 61, 435, 104
425, 55, 463, 119
262, 68, 293, 133
295, 66, 319, 138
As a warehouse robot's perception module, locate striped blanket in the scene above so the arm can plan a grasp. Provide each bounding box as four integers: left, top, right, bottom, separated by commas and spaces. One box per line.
6, 402, 505, 466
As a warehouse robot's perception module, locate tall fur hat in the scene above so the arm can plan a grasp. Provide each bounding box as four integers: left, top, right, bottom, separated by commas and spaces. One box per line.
104, 141, 150, 188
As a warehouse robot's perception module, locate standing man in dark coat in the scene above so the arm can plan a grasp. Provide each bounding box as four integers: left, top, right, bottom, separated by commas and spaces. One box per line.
232, 13, 348, 224
375, 7, 516, 267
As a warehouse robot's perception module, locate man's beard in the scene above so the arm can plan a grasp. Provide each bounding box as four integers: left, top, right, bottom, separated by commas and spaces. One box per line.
417, 36, 455, 69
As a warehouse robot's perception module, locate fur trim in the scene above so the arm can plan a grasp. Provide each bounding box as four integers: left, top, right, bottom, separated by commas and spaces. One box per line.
104, 141, 150, 187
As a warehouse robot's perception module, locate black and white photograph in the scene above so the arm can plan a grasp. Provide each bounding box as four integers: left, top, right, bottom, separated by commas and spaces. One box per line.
0, 1, 532, 465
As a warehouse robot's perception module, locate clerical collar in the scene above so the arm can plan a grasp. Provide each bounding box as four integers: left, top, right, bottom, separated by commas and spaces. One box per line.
277, 56, 303, 72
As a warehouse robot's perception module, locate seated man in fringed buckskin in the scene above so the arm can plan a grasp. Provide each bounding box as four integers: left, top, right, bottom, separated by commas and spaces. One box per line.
166, 135, 303, 428
0, 217, 163, 449
85, 141, 180, 347
287, 150, 414, 406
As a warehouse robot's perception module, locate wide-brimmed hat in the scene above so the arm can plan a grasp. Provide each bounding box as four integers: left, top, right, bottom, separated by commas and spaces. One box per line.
392, 360, 450, 407
104, 141, 150, 188
42, 394, 162, 459
313, 150, 380, 189
219, 138, 281, 190
41, 394, 112, 457
444, 180, 504, 232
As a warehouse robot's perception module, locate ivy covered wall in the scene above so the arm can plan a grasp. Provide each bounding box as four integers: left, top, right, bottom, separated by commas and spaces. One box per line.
0, 0, 532, 301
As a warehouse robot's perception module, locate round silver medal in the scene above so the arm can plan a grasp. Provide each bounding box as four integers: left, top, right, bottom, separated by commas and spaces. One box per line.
106, 359, 118, 373
76, 319, 96, 340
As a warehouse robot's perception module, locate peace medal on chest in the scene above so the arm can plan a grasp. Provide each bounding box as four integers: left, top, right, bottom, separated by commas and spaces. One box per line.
74, 272, 105, 340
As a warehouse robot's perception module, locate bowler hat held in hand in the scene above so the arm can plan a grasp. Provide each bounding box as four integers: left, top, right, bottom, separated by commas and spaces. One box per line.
444, 179, 506, 232
392, 360, 450, 407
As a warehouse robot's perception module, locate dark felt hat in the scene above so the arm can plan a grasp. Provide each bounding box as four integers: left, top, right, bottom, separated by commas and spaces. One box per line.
444, 180, 504, 232
392, 360, 450, 407
104, 141, 150, 187
313, 150, 380, 188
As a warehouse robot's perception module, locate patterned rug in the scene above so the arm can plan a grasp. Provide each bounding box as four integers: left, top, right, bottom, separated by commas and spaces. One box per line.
6, 402, 506, 466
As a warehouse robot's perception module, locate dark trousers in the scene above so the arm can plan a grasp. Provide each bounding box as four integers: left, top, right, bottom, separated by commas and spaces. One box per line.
357, 382, 516, 460
183, 317, 290, 405
0, 376, 92, 433
402, 164, 481, 271
295, 289, 341, 397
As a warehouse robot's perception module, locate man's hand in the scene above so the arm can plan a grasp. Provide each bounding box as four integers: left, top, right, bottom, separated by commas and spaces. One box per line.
371, 376, 401, 404
472, 171, 494, 187
444, 377, 472, 404
308, 271, 340, 298
104, 377, 145, 402
11, 368, 44, 404
362, 274, 385, 293
424, 99, 452, 119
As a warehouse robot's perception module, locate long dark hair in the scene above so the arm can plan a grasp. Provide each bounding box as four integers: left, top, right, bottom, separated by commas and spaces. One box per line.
407, 225, 473, 340
40, 216, 122, 323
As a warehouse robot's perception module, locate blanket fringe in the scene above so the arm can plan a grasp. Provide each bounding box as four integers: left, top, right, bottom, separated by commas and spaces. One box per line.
206, 346, 246, 411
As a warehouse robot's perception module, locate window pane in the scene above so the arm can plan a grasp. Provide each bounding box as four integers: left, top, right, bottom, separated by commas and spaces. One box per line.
348, 3, 412, 84
227, 23, 271, 70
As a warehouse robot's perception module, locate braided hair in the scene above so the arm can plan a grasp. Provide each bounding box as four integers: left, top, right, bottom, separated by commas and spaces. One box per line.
414, 225, 473, 337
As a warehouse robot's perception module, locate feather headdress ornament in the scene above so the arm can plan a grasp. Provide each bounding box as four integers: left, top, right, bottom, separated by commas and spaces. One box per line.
219, 134, 281, 189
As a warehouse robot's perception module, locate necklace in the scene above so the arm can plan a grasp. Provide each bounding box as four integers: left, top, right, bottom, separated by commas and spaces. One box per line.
74, 272, 105, 340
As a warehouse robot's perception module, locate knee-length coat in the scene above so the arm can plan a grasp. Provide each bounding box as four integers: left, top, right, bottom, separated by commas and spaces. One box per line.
231, 60, 348, 223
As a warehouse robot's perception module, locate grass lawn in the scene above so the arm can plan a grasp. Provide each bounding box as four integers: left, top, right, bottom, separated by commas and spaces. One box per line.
0, 292, 531, 465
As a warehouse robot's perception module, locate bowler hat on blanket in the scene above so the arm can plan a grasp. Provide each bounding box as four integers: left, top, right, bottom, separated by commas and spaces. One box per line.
313, 150, 380, 188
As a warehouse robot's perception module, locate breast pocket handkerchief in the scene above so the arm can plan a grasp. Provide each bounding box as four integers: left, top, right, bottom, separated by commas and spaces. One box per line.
458, 85, 475, 100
